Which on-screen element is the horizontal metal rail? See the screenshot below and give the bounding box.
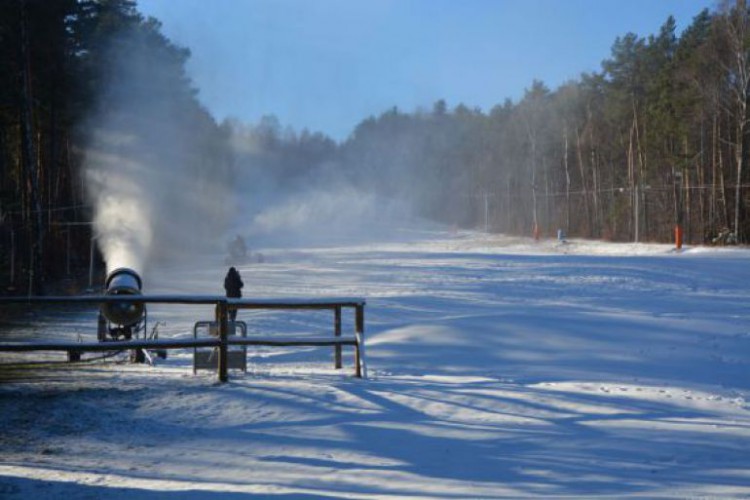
[230,337,358,347]
[0,336,358,350]
[0,296,366,307]
[0,338,220,352]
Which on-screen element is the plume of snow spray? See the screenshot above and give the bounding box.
[83,26,231,278]
[85,145,154,275]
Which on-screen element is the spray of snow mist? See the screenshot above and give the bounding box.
[82,26,231,278]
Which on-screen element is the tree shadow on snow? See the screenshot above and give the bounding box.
[0,476,341,499]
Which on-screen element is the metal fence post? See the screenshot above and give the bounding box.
[355,304,366,379]
[334,306,342,369]
[217,301,228,383]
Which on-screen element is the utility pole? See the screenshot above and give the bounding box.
[89,231,96,290]
[675,171,684,250]
[9,228,15,288]
[484,191,490,233]
[634,184,640,243]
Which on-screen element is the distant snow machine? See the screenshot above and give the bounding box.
[226,235,248,263]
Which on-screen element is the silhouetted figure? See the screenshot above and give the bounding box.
[223,266,244,321]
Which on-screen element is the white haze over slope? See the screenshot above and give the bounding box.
[223,126,428,251]
[1,231,750,498]
[237,185,427,249]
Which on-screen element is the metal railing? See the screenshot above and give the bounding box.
[0,295,367,382]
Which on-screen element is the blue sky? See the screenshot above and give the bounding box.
[137,0,715,141]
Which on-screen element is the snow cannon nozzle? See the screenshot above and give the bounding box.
[105,267,142,290]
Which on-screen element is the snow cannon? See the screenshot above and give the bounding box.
[99,268,145,340]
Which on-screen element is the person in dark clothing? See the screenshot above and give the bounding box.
[223,267,244,321]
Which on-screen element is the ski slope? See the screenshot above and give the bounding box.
[1,231,750,498]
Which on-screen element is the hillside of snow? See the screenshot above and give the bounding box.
[1,231,750,498]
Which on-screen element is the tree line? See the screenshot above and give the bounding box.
[233,2,750,247]
[2,1,749,294]
[334,3,750,246]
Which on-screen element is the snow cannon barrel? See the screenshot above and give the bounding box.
[101,268,144,327]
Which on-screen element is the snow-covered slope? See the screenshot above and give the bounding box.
[2,231,749,498]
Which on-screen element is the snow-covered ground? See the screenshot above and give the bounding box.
[2,231,750,498]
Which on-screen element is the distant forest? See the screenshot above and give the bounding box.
[2,0,750,294]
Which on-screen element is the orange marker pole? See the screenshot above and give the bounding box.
[674,224,683,250]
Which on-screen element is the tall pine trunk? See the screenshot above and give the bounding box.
[575,126,592,236]
[19,0,43,293]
